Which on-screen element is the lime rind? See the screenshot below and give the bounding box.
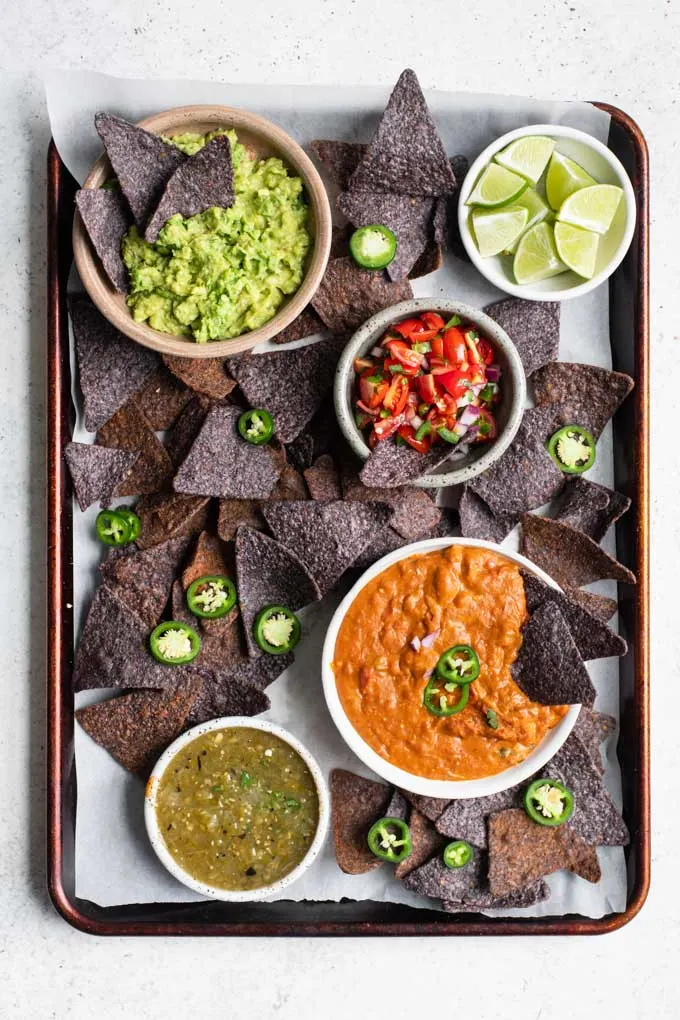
[554,221,600,279]
[494,135,556,185]
[465,164,528,208]
[472,205,529,258]
[545,151,596,211]
[513,222,568,285]
[557,183,623,235]
[501,187,550,255]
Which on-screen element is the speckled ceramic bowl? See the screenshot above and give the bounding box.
[333,298,526,488]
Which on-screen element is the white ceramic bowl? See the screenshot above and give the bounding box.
[333,298,527,489]
[144,717,329,902]
[458,124,637,301]
[321,537,581,800]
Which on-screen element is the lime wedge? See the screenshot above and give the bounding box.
[471,205,529,257]
[513,222,567,285]
[557,183,623,235]
[554,221,600,278]
[501,188,550,254]
[494,135,556,185]
[466,164,528,208]
[545,152,596,210]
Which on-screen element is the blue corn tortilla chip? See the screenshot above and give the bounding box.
[135,492,211,551]
[226,338,346,444]
[383,788,409,822]
[402,845,485,902]
[64,442,138,511]
[174,405,282,499]
[394,807,446,880]
[520,569,627,660]
[342,469,441,541]
[272,306,326,345]
[235,525,321,657]
[261,499,393,596]
[164,395,212,469]
[399,790,450,823]
[100,535,192,630]
[436,788,520,849]
[349,506,456,572]
[553,477,631,543]
[310,140,367,190]
[71,295,159,432]
[217,499,265,542]
[136,365,192,430]
[511,601,596,706]
[311,257,413,334]
[359,437,453,489]
[285,434,316,474]
[184,664,273,725]
[484,298,560,378]
[567,588,617,623]
[303,455,341,501]
[573,708,616,775]
[337,191,434,282]
[409,241,443,279]
[96,399,174,496]
[520,513,637,588]
[532,361,634,441]
[75,188,131,292]
[145,135,234,242]
[442,880,551,913]
[330,769,392,875]
[458,486,518,544]
[163,354,236,400]
[349,70,457,197]
[95,112,186,228]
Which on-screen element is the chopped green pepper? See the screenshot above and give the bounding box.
[253,605,301,655]
[524,778,574,827]
[349,224,397,270]
[423,675,470,717]
[150,621,201,665]
[547,425,596,474]
[442,840,473,869]
[436,645,480,685]
[415,421,432,442]
[444,314,462,328]
[238,408,274,445]
[186,575,237,619]
[95,509,132,547]
[116,506,141,542]
[367,817,412,863]
[437,426,460,445]
[485,708,499,730]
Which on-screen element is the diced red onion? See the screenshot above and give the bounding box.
[486,364,501,382]
[453,421,469,438]
[371,346,383,357]
[460,404,480,427]
[356,400,379,417]
[421,629,440,649]
[470,383,486,396]
[410,635,422,651]
[466,425,479,438]
[421,357,430,371]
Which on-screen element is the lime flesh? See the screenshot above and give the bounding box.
[472,205,529,257]
[494,135,556,185]
[554,221,600,278]
[501,187,550,254]
[466,164,528,208]
[513,222,568,285]
[557,183,623,235]
[545,151,596,210]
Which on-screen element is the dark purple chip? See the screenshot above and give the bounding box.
[520,513,637,588]
[136,365,192,430]
[567,589,618,623]
[71,294,159,432]
[96,399,174,496]
[401,846,484,902]
[163,354,236,401]
[181,530,228,589]
[226,337,347,444]
[100,534,192,630]
[217,499,265,542]
[135,492,211,551]
[573,708,616,775]
[442,880,550,913]
[348,523,412,571]
[261,499,393,596]
[399,790,450,823]
[303,455,342,501]
[511,601,596,706]
[553,477,631,543]
[436,788,522,849]
[458,486,518,544]
[164,395,212,469]
[94,112,186,228]
[359,438,453,489]
[285,434,316,474]
[341,468,442,540]
[337,191,433,281]
[532,361,635,440]
[330,224,353,259]
[330,769,392,875]
[271,306,326,345]
[484,298,560,378]
[145,135,234,242]
[383,788,410,822]
[520,569,627,660]
[409,242,443,279]
[75,188,131,292]
[348,69,457,197]
[64,442,138,511]
[174,404,282,499]
[235,525,321,657]
[311,257,413,334]
[184,664,272,725]
[310,140,367,190]
[394,807,447,880]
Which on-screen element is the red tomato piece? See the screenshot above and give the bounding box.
[442,327,467,365]
[416,373,439,405]
[373,414,404,440]
[386,339,426,371]
[477,338,495,365]
[353,356,374,374]
[438,368,473,399]
[431,335,445,358]
[382,374,410,415]
[359,370,388,409]
[420,311,446,332]
[397,424,431,454]
[393,317,425,339]
[384,356,419,378]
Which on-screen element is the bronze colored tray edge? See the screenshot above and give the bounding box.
[46,99,650,936]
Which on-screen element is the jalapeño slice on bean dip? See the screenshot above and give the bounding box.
[155,727,319,891]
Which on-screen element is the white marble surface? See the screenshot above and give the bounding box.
[0,0,677,1017]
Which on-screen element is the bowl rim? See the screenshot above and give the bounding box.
[333,297,527,489]
[321,536,581,799]
[457,122,637,302]
[73,103,332,359]
[144,715,330,901]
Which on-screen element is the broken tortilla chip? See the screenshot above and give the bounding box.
[96,399,174,496]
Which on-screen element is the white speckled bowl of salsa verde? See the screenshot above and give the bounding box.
[144,717,329,901]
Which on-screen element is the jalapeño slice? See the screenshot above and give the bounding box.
[186,575,237,620]
[95,509,132,547]
[253,605,301,655]
[367,817,412,863]
[238,408,275,445]
[349,224,397,270]
[547,425,596,474]
[442,840,473,870]
[115,506,141,542]
[524,778,574,827]
[150,621,201,665]
[423,675,470,717]
[435,645,480,685]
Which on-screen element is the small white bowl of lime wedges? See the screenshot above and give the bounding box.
[458,124,636,301]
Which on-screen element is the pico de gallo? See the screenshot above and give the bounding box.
[352,311,502,455]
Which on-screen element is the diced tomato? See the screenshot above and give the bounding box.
[403,391,420,423]
[442,327,467,365]
[433,391,458,415]
[477,338,495,365]
[353,356,374,374]
[471,407,498,443]
[382,374,410,415]
[408,324,438,342]
[384,356,419,378]
[420,311,446,332]
[397,424,431,454]
[373,413,404,441]
[359,370,388,409]
[416,373,439,405]
[429,356,453,375]
[356,399,380,417]
[392,317,425,339]
[431,335,444,358]
[385,339,426,371]
[438,367,474,399]
[464,330,483,365]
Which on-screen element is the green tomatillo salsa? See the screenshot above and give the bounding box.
[121,129,312,342]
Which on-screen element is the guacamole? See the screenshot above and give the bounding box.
[121,130,311,342]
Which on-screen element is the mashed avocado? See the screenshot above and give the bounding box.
[121,130,311,342]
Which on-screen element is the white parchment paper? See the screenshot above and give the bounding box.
[46,69,626,915]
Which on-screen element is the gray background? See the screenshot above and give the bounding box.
[0,0,674,1017]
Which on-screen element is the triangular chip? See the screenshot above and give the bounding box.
[272,306,326,345]
[311,257,413,334]
[145,135,235,241]
[174,405,282,499]
[511,601,596,706]
[97,399,174,495]
[520,513,637,588]
[310,140,367,190]
[76,681,200,773]
[532,361,634,440]
[573,708,616,775]
[484,298,560,378]
[99,534,191,629]
[261,499,393,596]
[520,569,627,660]
[217,499,265,542]
[164,395,212,468]
[458,486,518,544]
[226,338,346,444]
[409,241,443,279]
[75,188,131,292]
[136,365,192,430]
[567,588,617,623]
[94,112,185,227]
[553,477,631,542]
[64,442,138,511]
[235,526,321,657]
[337,191,434,281]
[171,580,248,671]
[181,531,228,589]
[545,731,629,845]
[342,470,442,540]
[330,769,392,875]
[185,664,272,725]
[401,846,484,902]
[348,69,456,197]
[303,455,341,501]
[359,436,453,488]
[163,354,236,400]
[135,492,210,550]
[394,807,446,880]
[71,295,159,432]
[399,790,450,823]
[442,881,550,913]
[435,787,521,849]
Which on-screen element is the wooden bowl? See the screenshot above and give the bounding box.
[72,105,332,359]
